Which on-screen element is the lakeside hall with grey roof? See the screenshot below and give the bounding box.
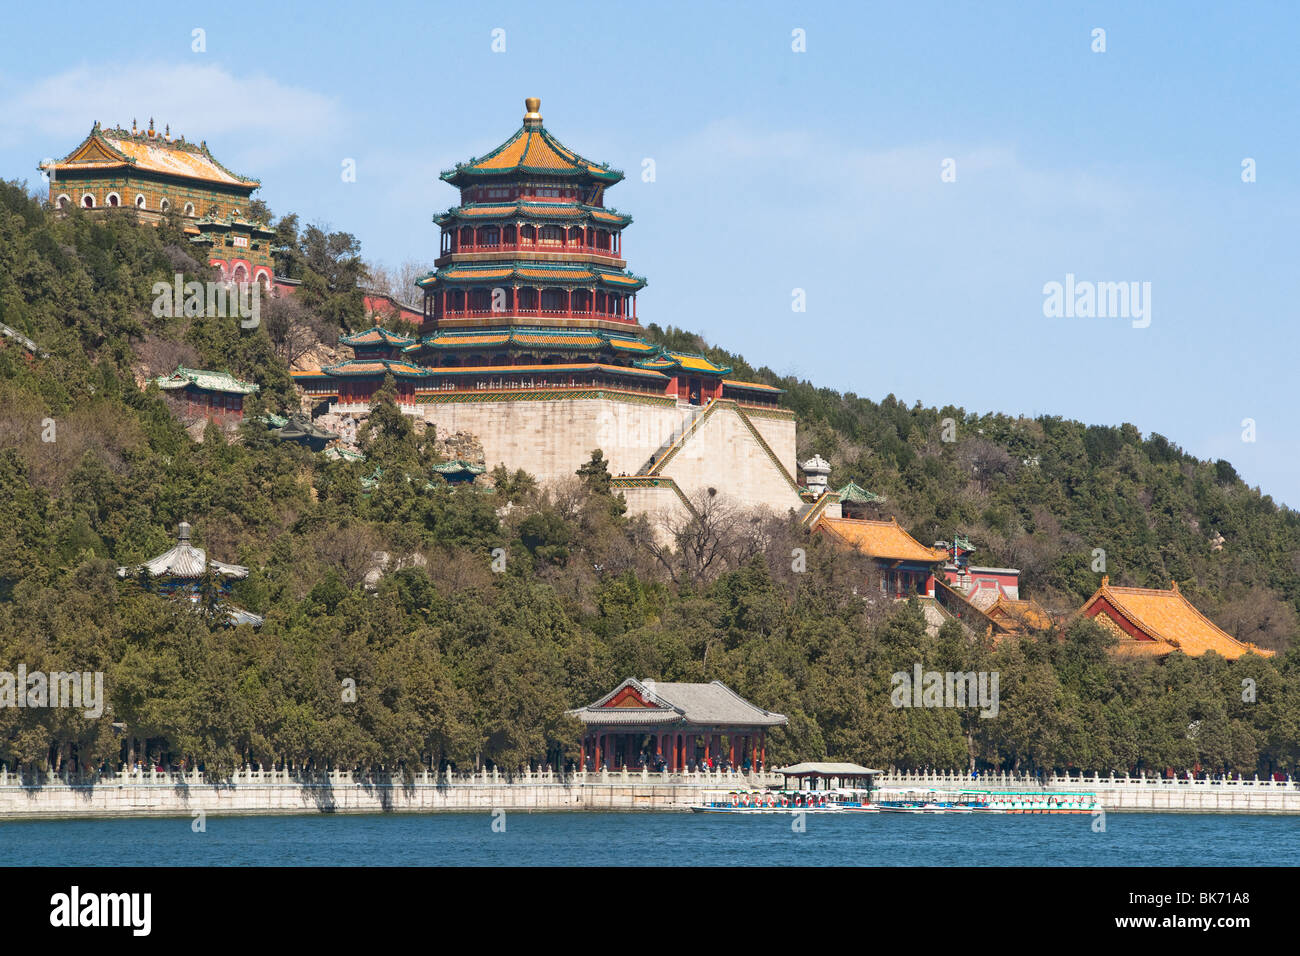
[568,678,786,772]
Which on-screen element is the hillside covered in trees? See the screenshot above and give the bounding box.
[1,180,1297,778]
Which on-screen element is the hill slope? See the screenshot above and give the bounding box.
[1,181,1296,778]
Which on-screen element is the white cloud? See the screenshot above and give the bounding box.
[1,61,345,170]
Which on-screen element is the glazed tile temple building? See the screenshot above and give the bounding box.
[152,366,259,424]
[568,678,787,771]
[41,120,275,286]
[297,98,813,521]
[1076,577,1273,660]
[116,522,262,627]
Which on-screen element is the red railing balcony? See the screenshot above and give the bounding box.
[443,241,620,258]
[437,308,635,323]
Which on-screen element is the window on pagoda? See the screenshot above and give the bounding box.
[595,230,611,252]
[539,226,563,246]
[567,227,583,247]
[469,288,492,313]
[520,225,536,245]
[540,288,565,312]
[503,225,516,245]
[460,227,474,249]
[135,194,146,209]
[572,290,591,313]
[107,193,120,207]
[82,194,95,208]
[518,288,538,312]
[480,226,500,247]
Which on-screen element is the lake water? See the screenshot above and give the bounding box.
[1,812,1295,866]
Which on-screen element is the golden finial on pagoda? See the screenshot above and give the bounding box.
[524,97,542,126]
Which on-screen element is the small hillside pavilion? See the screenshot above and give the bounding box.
[568,678,787,772]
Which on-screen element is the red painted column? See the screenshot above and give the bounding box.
[760,730,766,769]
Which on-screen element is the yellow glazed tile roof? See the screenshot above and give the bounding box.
[425,333,512,346]
[516,267,593,280]
[672,354,728,372]
[1081,578,1274,659]
[110,137,253,185]
[512,332,601,346]
[51,126,257,188]
[722,378,782,392]
[459,205,519,217]
[816,517,949,563]
[461,128,608,177]
[986,595,1053,632]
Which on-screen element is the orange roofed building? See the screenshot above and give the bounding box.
[1078,577,1273,660]
[814,516,948,598]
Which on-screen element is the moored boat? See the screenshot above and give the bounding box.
[688,789,857,813]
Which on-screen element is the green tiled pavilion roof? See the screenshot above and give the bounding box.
[435,201,632,228]
[154,366,259,395]
[424,262,646,291]
[340,326,417,347]
[835,481,885,504]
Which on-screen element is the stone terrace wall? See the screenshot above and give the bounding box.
[877,770,1300,814]
[0,767,776,819]
[2,767,1298,818]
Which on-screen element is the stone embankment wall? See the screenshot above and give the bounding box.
[0,767,766,819]
[1,767,1296,819]
[877,770,1300,814]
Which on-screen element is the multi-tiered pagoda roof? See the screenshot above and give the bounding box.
[300,98,781,413]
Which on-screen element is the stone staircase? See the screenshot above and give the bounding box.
[639,400,714,475]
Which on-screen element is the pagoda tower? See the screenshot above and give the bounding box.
[422,95,642,334]
[297,98,812,526]
[407,97,746,406]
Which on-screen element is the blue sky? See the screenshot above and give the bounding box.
[2,1,1296,505]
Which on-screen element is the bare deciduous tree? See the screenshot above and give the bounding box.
[646,488,774,585]
[264,294,329,368]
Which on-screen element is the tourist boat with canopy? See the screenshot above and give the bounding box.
[958,790,1100,814]
[689,789,871,813]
